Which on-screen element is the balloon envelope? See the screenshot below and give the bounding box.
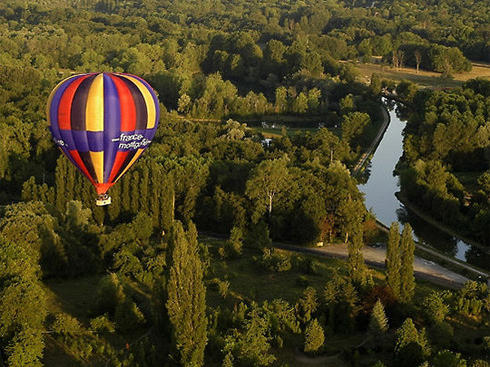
[47,72,159,195]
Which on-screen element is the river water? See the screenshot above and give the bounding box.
[358,101,489,270]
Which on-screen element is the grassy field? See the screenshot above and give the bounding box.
[353,62,490,89]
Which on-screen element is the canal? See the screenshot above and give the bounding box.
[358,100,489,270]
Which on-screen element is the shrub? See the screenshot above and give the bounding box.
[115,299,145,333]
[261,248,291,272]
[210,278,230,298]
[89,314,115,333]
[52,313,81,336]
[304,318,324,353]
[432,350,467,367]
[94,273,125,315]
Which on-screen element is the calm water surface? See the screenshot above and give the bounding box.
[358,101,489,270]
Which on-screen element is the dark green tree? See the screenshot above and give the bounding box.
[369,299,389,336]
[400,224,415,303]
[386,222,401,299]
[348,226,367,285]
[166,221,207,366]
[246,156,290,222]
[304,318,324,353]
[432,350,467,367]
[422,291,449,324]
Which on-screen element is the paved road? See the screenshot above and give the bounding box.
[274,242,469,289]
[375,220,489,279]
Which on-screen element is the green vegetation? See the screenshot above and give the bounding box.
[0,0,488,366]
[397,79,490,246]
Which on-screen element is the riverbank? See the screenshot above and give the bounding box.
[352,104,390,176]
[374,220,488,280]
[395,192,489,254]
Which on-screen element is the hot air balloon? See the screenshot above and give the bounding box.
[47,72,159,206]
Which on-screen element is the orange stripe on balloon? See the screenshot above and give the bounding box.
[58,75,91,130]
[46,74,80,126]
[108,151,130,183]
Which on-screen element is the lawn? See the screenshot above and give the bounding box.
[353,62,490,89]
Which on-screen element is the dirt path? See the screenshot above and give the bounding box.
[274,242,469,289]
[352,105,390,175]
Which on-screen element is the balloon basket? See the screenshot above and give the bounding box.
[96,194,111,206]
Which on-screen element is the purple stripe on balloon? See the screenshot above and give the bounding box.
[87,131,105,152]
[71,129,91,152]
[103,73,121,182]
[49,75,86,142]
[65,130,105,152]
[144,126,158,142]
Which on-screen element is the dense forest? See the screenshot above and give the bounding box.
[0,0,489,366]
[397,79,490,246]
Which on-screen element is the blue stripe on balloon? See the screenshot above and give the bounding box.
[87,131,105,151]
[67,131,105,152]
[71,130,90,152]
[59,129,76,151]
[103,73,121,182]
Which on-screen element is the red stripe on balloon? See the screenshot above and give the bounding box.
[68,150,96,185]
[58,75,92,130]
[108,151,130,183]
[109,74,136,132]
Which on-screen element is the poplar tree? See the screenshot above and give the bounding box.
[166,221,207,367]
[161,175,175,232]
[130,171,140,213]
[121,175,131,213]
[139,163,149,213]
[108,182,121,221]
[400,224,415,303]
[347,226,367,284]
[150,162,162,228]
[386,222,401,299]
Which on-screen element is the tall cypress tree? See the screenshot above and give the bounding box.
[400,224,415,303]
[139,163,149,213]
[130,170,140,213]
[386,222,401,299]
[108,182,121,222]
[121,174,131,213]
[161,175,175,232]
[348,225,367,284]
[150,162,162,228]
[55,156,70,212]
[369,299,389,336]
[166,221,207,366]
